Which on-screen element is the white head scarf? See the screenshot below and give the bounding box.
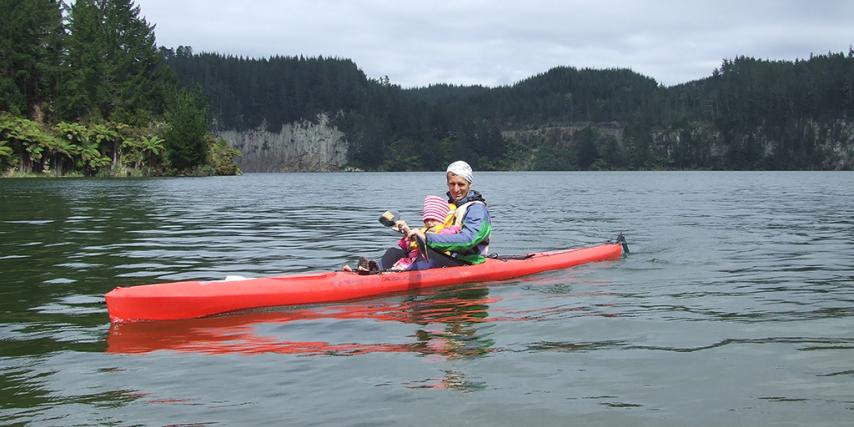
[446,160,473,183]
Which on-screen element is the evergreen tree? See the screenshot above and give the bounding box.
[61,0,167,123]
[60,0,104,120]
[101,0,169,123]
[576,126,599,170]
[0,0,64,119]
[163,88,209,171]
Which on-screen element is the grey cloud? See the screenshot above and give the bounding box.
[138,0,854,87]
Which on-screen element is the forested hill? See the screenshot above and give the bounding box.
[164,49,370,131]
[0,0,240,177]
[165,49,854,171]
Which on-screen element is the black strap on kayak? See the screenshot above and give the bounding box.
[610,232,630,255]
[488,253,535,261]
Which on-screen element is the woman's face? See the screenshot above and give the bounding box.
[446,173,471,202]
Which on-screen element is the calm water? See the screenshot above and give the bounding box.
[1,172,853,425]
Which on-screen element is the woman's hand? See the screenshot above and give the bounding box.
[394,219,410,234]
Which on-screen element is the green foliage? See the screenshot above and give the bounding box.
[623,123,655,169]
[0,128,17,171]
[122,134,165,171]
[163,51,368,131]
[0,2,239,178]
[55,122,89,144]
[599,136,626,169]
[61,0,171,123]
[78,141,112,174]
[3,0,850,173]
[0,114,47,171]
[89,123,120,146]
[208,136,241,175]
[52,120,111,175]
[501,140,535,170]
[163,89,209,171]
[531,144,573,171]
[381,137,422,171]
[167,50,853,171]
[0,0,63,118]
[0,140,14,172]
[575,126,600,170]
[1,111,236,177]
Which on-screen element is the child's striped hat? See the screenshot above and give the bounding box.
[422,195,450,223]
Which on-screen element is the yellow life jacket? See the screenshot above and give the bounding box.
[443,200,489,255]
[408,222,450,251]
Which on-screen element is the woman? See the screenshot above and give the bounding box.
[370,160,492,272]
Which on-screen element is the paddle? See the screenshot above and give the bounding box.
[379,210,430,262]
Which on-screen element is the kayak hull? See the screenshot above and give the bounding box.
[106,243,623,323]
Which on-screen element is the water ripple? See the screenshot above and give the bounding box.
[1,172,853,425]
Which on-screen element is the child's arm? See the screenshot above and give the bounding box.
[439,225,461,234]
[397,236,409,250]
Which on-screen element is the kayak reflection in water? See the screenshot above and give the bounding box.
[347,160,493,274]
[107,285,496,358]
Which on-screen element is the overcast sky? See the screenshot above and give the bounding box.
[136,0,853,88]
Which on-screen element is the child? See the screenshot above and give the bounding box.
[388,195,459,271]
[343,195,458,274]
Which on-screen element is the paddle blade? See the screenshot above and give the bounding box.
[379,210,401,227]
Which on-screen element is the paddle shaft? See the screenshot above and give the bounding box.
[379,210,430,261]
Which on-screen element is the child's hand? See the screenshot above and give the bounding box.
[406,228,426,243]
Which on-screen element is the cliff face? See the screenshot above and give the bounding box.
[652,119,854,170]
[220,112,853,171]
[218,114,348,172]
[502,119,854,170]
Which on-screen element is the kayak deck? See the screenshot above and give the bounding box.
[106,242,624,323]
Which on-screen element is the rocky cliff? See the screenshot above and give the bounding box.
[502,119,854,170]
[218,114,348,172]
[652,119,854,169]
[219,113,853,171]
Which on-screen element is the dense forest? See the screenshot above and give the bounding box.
[3,1,852,174]
[0,0,239,177]
[166,49,854,171]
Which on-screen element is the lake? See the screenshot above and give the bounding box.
[1,171,853,425]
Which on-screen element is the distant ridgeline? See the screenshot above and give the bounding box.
[2,1,851,174]
[166,49,854,171]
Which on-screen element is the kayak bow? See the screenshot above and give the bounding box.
[106,242,624,323]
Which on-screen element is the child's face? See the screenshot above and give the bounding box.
[424,219,442,228]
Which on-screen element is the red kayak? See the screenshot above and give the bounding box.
[106,242,625,323]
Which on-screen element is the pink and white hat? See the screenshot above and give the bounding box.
[423,195,450,223]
